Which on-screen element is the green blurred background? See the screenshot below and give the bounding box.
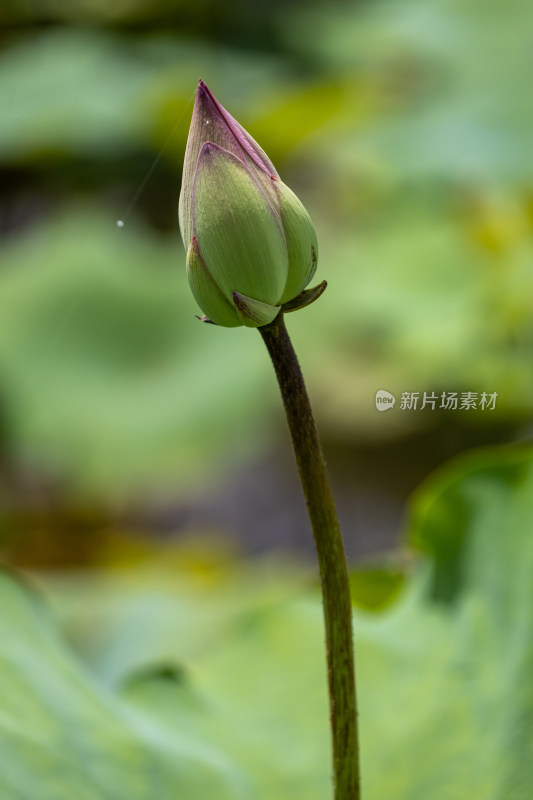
[0,0,532,569]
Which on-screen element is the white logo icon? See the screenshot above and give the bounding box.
[375,389,396,411]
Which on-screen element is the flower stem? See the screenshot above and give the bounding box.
[259,312,360,800]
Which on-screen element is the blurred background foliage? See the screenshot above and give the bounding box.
[0,0,531,566]
[1,445,533,799]
[1,0,533,797]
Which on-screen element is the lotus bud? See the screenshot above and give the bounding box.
[179,80,321,327]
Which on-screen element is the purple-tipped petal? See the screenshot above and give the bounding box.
[179,81,279,248]
[197,81,278,178]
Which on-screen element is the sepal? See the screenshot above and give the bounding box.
[281,280,327,313]
[232,292,280,327]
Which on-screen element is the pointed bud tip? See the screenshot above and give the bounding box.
[197,79,217,106]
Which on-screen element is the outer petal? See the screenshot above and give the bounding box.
[192,142,288,306]
[272,177,319,304]
[179,80,279,248]
[186,237,241,327]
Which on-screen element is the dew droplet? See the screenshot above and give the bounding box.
[116,219,124,228]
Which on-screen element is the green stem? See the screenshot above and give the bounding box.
[259,312,360,800]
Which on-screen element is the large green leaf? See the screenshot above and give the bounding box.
[8,444,530,798]
[0,569,247,800]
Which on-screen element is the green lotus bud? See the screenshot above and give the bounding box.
[179,80,320,327]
